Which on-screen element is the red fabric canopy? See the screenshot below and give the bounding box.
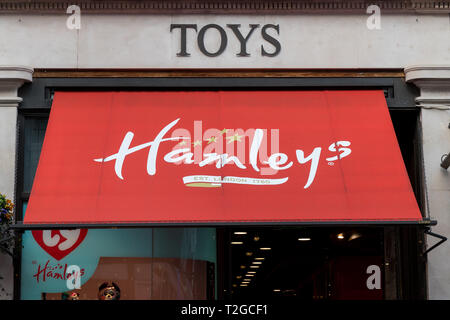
[24,91,422,225]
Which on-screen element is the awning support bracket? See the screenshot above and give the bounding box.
[424,228,447,255]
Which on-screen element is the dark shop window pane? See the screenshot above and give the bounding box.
[23,117,48,192]
[228,227,384,300]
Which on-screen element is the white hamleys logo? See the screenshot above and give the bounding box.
[94,118,351,189]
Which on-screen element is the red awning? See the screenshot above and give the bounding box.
[24,91,422,226]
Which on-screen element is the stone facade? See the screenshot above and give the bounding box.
[0,1,449,299]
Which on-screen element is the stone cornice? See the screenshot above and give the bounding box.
[405,65,450,82]
[405,65,450,108]
[0,66,33,107]
[0,1,448,14]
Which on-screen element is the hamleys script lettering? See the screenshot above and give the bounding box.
[94,118,352,189]
[33,260,85,284]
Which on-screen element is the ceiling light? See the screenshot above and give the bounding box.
[240,284,248,287]
[236,275,242,279]
[252,261,262,264]
[273,289,281,292]
[245,274,254,277]
[337,233,345,240]
[245,252,253,256]
[231,241,243,245]
[247,271,256,274]
[254,257,265,260]
[253,236,260,241]
[298,237,311,241]
[244,279,252,282]
[234,231,247,235]
[349,233,362,241]
[260,247,271,250]
[250,265,260,268]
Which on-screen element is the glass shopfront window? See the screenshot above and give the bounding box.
[20,219,216,300]
[23,117,48,193]
[227,227,384,300]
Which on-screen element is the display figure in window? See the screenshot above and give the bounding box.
[98,282,121,300]
[62,292,80,300]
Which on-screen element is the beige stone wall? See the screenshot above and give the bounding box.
[0,13,449,68]
[0,67,32,300]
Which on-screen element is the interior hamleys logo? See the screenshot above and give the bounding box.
[94,118,351,189]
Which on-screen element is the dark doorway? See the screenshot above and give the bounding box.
[226,227,384,300]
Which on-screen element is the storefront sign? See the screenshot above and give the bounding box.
[170,24,281,57]
[94,117,351,189]
[24,91,422,225]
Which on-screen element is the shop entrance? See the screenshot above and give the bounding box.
[15,77,427,300]
[225,227,385,300]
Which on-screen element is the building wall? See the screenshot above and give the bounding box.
[0,14,449,68]
[0,107,16,201]
[0,106,17,300]
[0,9,449,299]
[421,109,450,300]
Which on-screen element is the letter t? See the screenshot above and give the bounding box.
[170,24,198,57]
